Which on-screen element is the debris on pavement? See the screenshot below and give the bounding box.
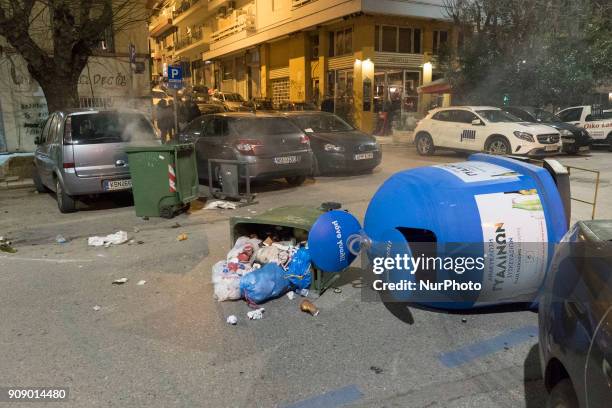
[205,200,237,210]
[370,366,384,374]
[55,234,68,244]
[171,222,181,229]
[133,227,140,233]
[461,318,468,323]
[300,299,319,316]
[137,280,146,286]
[247,308,265,320]
[298,288,309,297]
[333,287,342,294]
[0,237,16,253]
[177,233,188,241]
[112,278,129,285]
[93,305,101,311]
[287,291,295,300]
[88,231,129,247]
[226,315,238,325]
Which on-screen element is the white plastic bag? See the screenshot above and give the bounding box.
[212,261,241,301]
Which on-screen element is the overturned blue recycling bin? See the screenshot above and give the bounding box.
[308,154,568,310]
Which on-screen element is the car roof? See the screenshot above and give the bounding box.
[52,108,146,116]
[212,112,283,118]
[281,110,327,116]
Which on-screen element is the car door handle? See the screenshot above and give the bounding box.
[115,160,126,167]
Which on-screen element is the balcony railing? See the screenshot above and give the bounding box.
[175,27,205,50]
[211,12,255,42]
[172,0,202,19]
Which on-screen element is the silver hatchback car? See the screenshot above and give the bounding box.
[33,109,158,213]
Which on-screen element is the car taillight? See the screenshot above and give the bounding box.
[300,134,310,144]
[64,116,73,144]
[235,139,263,155]
[63,162,75,169]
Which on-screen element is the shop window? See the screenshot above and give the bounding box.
[222,60,233,81]
[382,26,397,52]
[398,28,412,53]
[413,29,421,53]
[310,35,319,59]
[433,30,448,55]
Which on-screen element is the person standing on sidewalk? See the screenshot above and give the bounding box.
[156,99,174,143]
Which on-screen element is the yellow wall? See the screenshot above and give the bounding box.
[289,33,309,102]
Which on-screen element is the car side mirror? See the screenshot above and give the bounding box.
[471,119,483,126]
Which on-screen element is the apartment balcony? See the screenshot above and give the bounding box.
[175,27,211,56]
[211,11,255,43]
[172,0,208,25]
[292,0,318,9]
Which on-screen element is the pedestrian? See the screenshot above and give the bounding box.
[156,99,174,143]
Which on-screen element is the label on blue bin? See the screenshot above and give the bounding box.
[436,162,519,183]
[476,190,548,302]
[308,210,362,273]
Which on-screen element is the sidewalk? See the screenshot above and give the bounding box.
[375,130,414,150]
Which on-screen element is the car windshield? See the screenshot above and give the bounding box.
[230,117,299,137]
[535,109,561,122]
[69,112,156,144]
[224,93,244,102]
[292,114,353,132]
[476,109,521,123]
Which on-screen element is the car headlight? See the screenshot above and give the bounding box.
[559,129,573,137]
[324,143,345,152]
[513,131,534,142]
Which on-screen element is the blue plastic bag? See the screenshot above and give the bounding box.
[285,248,312,290]
[240,263,290,304]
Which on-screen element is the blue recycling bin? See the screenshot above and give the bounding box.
[308,154,568,309]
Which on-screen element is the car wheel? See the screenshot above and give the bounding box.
[547,379,578,408]
[286,176,306,186]
[565,144,578,155]
[415,133,435,156]
[56,179,77,213]
[32,168,47,193]
[485,136,511,155]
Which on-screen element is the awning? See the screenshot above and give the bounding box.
[417,78,451,94]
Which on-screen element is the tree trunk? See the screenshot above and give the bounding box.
[38,76,80,113]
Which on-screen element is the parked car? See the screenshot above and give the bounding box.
[556,105,612,150]
[152,88,172,107]
[282,111,381,175]
[413,106,562,156]
[538,220,612,408]
[33,109,159,213]
[196,103,227,115]
[244,98,275,112]
[503,106,592,154]
[278,101,318,111]
[210,92,249,111]
[180,112,313,186]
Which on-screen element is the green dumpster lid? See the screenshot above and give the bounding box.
[125,143,193,153]
[231,206,324,231]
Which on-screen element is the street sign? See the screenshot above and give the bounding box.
[168,65,183,89]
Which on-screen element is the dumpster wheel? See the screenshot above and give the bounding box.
[160,206,174,219]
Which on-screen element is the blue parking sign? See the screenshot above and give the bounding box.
[168,65,183,89]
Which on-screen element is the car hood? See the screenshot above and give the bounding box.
[308,130,377,146]
[514,122,560,134]
[540,121,583,134]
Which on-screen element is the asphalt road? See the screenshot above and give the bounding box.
[0,147,609,408]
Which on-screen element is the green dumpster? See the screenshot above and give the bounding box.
[230,205,341,295]
[126,144,199,218]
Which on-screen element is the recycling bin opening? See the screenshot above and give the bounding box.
[306,153,569,310]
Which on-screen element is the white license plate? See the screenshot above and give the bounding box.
[579,146,590,151]
[354,152,374,160]
[545,145,558,151]
[274,156,299,164]
[103,179,132,191]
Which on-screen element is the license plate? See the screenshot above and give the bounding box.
[354,152,374,160]
[579,146,590,151]
[274,156,299,164]
[545,145,558,152]
[103,179,132,191]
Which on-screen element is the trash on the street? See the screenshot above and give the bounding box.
[55,234,67,244]
[212,261,244,301]
[287,291,295,300]
[177,233,188,241]
[240,263,291,304]
[299,288,309,297]
[88,231,128,247]
[333,287,342,294]
[226,315,238,325]
[285,248,312,290]
[0,237,16,253]
[300,299,319,316]
[137,280,146,286]
[93,305,101,311]
[112,277,129,285]
[133,227,140,233]
[205,200,237,210]
[247,308,265,320]
[171,222,181,229]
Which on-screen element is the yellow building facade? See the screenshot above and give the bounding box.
[149,0,455,134]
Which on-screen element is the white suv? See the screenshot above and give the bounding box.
[413,106,562,156]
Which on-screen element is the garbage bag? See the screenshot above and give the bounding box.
[227,236,261,264]
[240,263,291,304]
[285,247,312,290]
[212,261,242,302]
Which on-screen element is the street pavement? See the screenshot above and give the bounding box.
[0,147,609,408]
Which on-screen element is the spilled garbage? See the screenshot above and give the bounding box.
[213,230,317,316]
[0,236,16,253]
[88,231,129,247]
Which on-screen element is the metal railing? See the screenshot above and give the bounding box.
[567,165,601,220]
[172,0,201,19]
[175,27,204,50]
